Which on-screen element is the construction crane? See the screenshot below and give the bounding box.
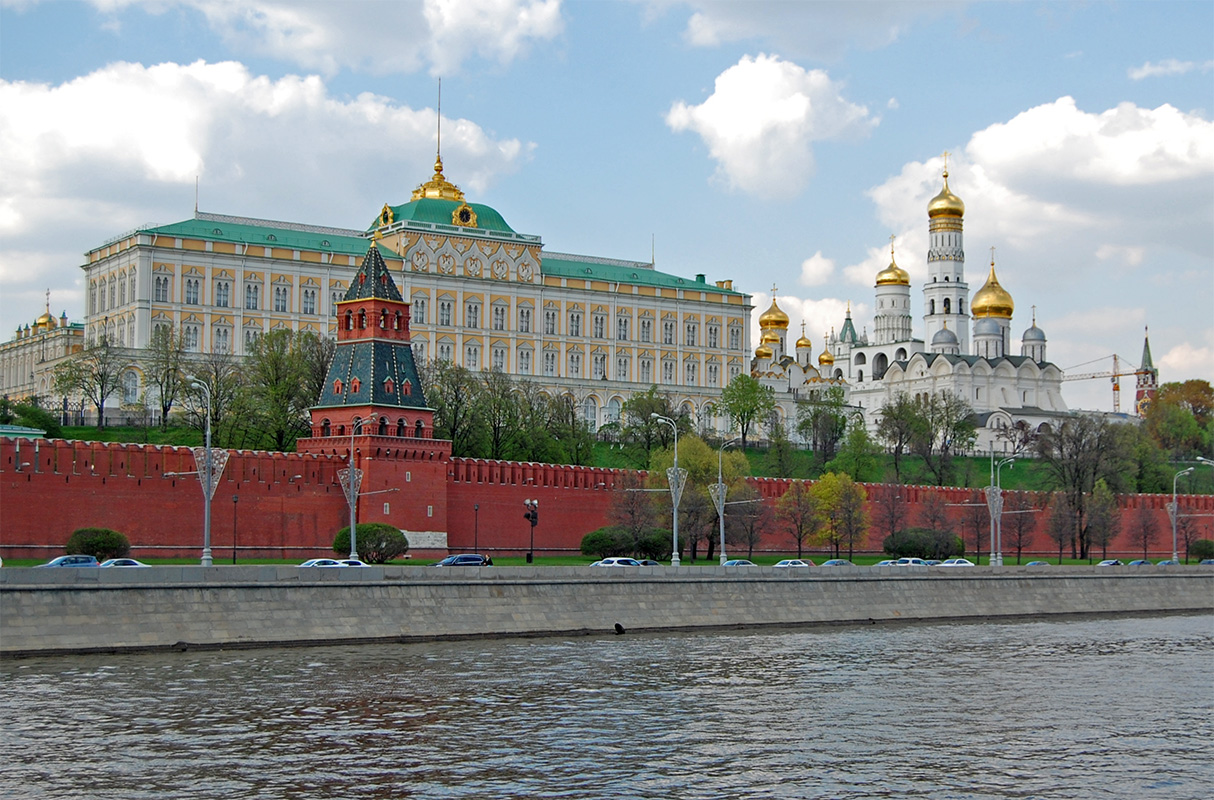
[1062,354,1147,414]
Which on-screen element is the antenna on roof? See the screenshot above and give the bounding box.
[651,233,655,266]
[194,175,199,216]
[436,77,442,161]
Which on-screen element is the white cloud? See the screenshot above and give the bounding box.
[80,0,564,75]
[1128,58,1214,80]
[1159,341,1214,378]
[750,291,866,357]
[1094,244,1145,267]
[798,251,834,286]
[666,54,875,198]
[677,1,956,60]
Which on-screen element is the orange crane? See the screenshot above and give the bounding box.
[1062,354,1147,413]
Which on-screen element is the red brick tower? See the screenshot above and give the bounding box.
[1135,327,1158,417]
[296,241,451,550]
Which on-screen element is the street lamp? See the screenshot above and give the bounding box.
[995,458,1014,566]
[341,413,378,561]
[474,503,480,554]
[232,494,239,564]
[1170,467,1194,563]
[713,437,741,565]
[189,378,215,567]
[651,413,685,566]
[524,499,538,563]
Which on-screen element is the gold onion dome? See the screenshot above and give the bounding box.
[35,310,56,329]
[875,253,910,287]
[761,330,780,344]
[927,168,965,218]
[795,332,813,349]
[755,342,774,359]
[972,261,1014,319]
[758,297,790,330]
[818,341,835,366]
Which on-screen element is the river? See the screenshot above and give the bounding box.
[2,613,1210,799]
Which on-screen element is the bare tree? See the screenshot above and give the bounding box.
[608,472,658,552]
[726,484,771,559]
[1086,479,1122,561]
[872,485,910,541]
[1002,491,1039,564]
[1127,502,1160,560]
[960,491,988,563]
[1176,514,1201,563]
[918,491,952,534]
[776,480,822,558]
[1045,493,1074,563]
[182,349,241,445]
[1036,415,1128,559]
[680,487,716,562]
[52,335,128,430]
[143,325,186,430]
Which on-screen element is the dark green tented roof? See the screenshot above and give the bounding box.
[375,198,516,234]
[343,245,403,302]
[315,339,429,410]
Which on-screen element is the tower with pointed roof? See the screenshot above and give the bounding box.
[1135,327,1158,416]
[923,160,970,352]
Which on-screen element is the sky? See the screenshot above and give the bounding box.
[1,0,1211,413]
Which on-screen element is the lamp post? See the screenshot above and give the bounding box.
[232,494,239,564]
[189,378,216,567]
[340,413,378,561]
[474,503,480,554]
[524,499,538,563]
[712,437,740,565]
[651,413,685,567]
[1170,467,1194,563]
[994,458,1014,566]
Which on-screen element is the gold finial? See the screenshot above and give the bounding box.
[942,150,950,178]
[846,300,851,315]
[990,245,996,266]
[372,229,383,241]
[1032,304,1037,325]
[890,233,896,257]
[771,283,778,294]
[45,288,51,313]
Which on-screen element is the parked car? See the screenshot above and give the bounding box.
[433,554,492,567]
[591,557,641,567]
[1096,559,1124,567]
[1155,560,1179,566]
[299,558,343,567]
[336,559,368,567]
[36,555,99,568]
[924,559,942,566]
[1127,559,1153,566]
[722,559,757,567]
[1201,559,1214,565]
[637,559,661,566]
[99,558,149,567]
[875,559,897,566]
[937,558,975,567]
[1025,561,1051,566]
[820,559,854,567]
[774,559,812,568]
[893,557,929,567]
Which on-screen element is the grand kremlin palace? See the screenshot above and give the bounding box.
[65,156,754,431]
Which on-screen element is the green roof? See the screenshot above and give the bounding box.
[377,198,516,235]
[130,214,369,255]
[540,253,745,296]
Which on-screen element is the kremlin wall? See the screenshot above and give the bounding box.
[3,434,1211,563]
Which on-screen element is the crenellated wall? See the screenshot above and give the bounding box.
[2,436,1212,561]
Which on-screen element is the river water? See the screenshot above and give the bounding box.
[2,614,1211,799]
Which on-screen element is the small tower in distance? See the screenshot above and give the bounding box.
[1135,327,1158,417]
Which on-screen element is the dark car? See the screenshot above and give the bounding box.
[1200,559,1214,565]
[1127,559,1153,566]
[36,555,100,568]
[1025,561,1051,567]
[1096,559,1124,567]
[434,554,492,567]
[637,559,661,566]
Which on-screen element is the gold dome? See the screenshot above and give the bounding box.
[818,340,835,366]
[35,310,56,329]
[761,330,780,344]
[755,342,774,359]
[972,261,1014,319]
[794,321,812,349]
[875,252,910,287]
[927,168,965,218]
[758,297,790,330]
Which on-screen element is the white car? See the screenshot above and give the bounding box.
[774,559,812,568]
[590,557,641,567]
[892,557,929,567]
[937,558,975,567]
[99,558,149,567]
[299,558,343,567]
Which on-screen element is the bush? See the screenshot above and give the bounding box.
[581,526,631,559]
[883,528,964,560]
[1190,539,1214,560]
[65,528,130,560]
[333,523,409,564]
[13,402,62,438]
[636,528,673,561]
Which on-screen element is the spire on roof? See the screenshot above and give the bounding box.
[343,243,403,303]
[1140,326,1154,370]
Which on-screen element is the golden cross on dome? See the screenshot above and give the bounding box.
[890,233,896,256]
[45,288,51,312]
[771,283,778,295]
[990,245,996,265]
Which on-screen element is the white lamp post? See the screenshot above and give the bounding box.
[1170,467,1194,563]
[995,458,1014,566]
[713,438,740,565]
[340,413,378,561]
[651,413,685,567]
[188,378,222,567]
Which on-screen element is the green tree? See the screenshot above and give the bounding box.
[423,359,485,458]
[765,419,796,478]
[811,472,869,558]
[909,391,977,486]
[65,527,130,560]
[1145,380,1213,458]
[52,335,128,430]
[241,329,316,451]
[182,349,242,447]
[298,331,337,408]
[1086,479,1122,561]
[478,368,519,460]
[332,523,409,563]
[825,419,881,481]
[11,400,62,438]
[776,480,822,558]
[797,385,849,465]
[620,386,682,462]
[143,325,187,430]
[720,374,775,448]
[546,392,594,465]
[1190,539,1214,560]
[877,393,918,483]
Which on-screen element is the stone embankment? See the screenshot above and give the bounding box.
[2,565,1210,657]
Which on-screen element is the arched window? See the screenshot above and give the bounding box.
[351,378,361,393]
[929,299,935,315]
[378,416,388,436]
[394,311,402,331]
[857,370,864,382]
[402,380,412,396]
[384,378,395,395]
[345,310,353,331]
[333,379,343,394]
[358,309,367,329]
[321,419,331,436]
[943,298,951,314]
[396,418,406,437]
[415,420,424,438]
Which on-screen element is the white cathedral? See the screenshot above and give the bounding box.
[752,166,1068,452]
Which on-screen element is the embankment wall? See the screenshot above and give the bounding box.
[2,566,1209,657]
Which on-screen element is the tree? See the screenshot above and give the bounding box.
[10,400,62,438]
[1127,502,1159,559]
[765,418,796,478]
[811,472,869,558]
[1045,493,1074,563]
[607,472,659,553]
[241,329,316,451]
[877,394,918,483]
[513,380,562,463]
[1002,491,1039,564]
[182,349,241,447]
[478,368,519,460]
[825,419,881,482]
[776,480,821,558]
[917,491,957,558]
[332,523,409,563]
[1036,415,1128,558]
[1176,515,1202,563]
[797,386,849,464]
[298,331,337,408]
[546,392,594,465]
[872,485,909,542]
[680,486,717,562]
[720,374,775,448]
[1086,479,1122,561]
[143,325,187,430]
[725,484,771,559]
[960,491,988,562]
[52,335,128,430]
[423,359,485,458]
[1191,539,1214,561]
[909,391,977,486]
[1145,380,1214,458]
